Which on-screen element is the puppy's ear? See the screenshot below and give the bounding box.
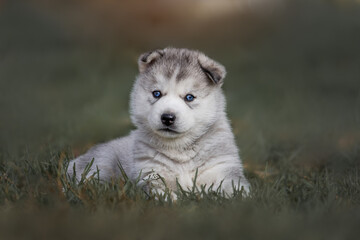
[138,49,164,73]
[198,54,226,85]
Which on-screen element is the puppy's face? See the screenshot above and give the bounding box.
[130,48,226,142]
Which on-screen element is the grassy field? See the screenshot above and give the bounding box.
[1,0,360,239]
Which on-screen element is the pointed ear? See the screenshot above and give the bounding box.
[198,54,226,85]
[138,49,165,73]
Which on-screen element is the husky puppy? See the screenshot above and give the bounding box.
[68,48,250,196]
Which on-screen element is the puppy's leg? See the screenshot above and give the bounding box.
[68,142,121,181]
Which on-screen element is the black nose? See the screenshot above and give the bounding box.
[161,113,176,126]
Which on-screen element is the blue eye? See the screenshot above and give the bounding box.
[152,90,162,98]
[185,94,195,102]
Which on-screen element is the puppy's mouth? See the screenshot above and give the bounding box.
[158,128,180,134]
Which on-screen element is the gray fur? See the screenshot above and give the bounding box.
[68,47,250,198]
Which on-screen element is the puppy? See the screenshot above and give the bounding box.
[68,48,250,197]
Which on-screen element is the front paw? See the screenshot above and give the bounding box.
[141,172,176,201]
[150,187,177,201]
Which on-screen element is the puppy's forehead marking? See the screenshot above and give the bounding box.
[170,66,180,83]
[164,65,175,79]
[148,49,214,92]
[154,66,180,90]
[156,50,195,83]
[176,54,193,82]
[176,67,190,82]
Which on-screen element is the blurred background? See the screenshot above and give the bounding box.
[0,0,359,169]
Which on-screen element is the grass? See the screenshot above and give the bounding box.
[1,146,360,239]
[1,0,360,239]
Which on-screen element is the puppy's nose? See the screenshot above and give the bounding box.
[161,113,176,126]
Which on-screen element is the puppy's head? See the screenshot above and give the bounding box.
[130,48,226,145]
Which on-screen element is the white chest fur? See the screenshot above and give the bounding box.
[131,125,246,193]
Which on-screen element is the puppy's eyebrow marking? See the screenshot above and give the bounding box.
[149,76,158,85]
[155,72,168,85]
[193,82,201,89]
